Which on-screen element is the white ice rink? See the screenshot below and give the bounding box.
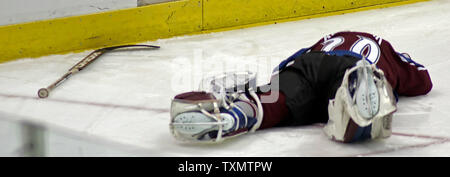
[1,0,450,156]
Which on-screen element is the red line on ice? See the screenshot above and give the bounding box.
[0,93,169,113]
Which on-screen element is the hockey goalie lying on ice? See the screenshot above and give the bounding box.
[169,31,433,143]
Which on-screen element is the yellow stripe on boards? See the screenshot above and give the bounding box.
[0,0,428,63]
[0,0,202,63]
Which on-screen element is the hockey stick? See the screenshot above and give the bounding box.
[37,44,160,98]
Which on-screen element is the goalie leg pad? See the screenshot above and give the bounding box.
[170,91,260,143]
[324,99,393,143]
[324,59,396,143]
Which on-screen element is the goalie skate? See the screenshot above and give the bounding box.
[170,71,263,143]
[324,59,397,142]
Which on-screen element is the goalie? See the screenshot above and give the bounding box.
[169,31,433,143]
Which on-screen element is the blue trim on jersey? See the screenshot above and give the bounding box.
[350,124,372,143]
[324,50,365,61]
[274,47,310,72]
[397,52,424,68]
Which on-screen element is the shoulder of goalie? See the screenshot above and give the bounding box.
[323,60,398,143]
[169,89,263,143]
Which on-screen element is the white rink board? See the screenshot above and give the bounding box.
[0,0,137,26]
[1,0,450,156]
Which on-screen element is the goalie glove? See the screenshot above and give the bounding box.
[169,72,263,143]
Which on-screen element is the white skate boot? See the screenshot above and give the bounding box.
[170,72,263,143]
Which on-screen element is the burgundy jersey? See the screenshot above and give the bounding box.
[308,31,432,96]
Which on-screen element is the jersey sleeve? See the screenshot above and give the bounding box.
[383,48,433,96]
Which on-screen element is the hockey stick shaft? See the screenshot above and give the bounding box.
[37,44,160,98]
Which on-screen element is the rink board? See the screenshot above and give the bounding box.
[0,0,202,63]
[202,0,425,30]
[0,0,427,63]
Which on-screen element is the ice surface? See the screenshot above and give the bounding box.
[1,0,450,156]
